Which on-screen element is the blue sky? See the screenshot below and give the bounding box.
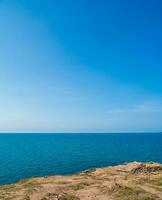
[0,0,162,132]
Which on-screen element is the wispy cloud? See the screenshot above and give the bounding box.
[109,102,162,115]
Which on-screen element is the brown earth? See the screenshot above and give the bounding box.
[0,162,162,200]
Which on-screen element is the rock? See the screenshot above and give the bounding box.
[131,162,162,174]
[82,168,96,174]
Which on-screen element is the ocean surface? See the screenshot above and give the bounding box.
[0,133,162,185]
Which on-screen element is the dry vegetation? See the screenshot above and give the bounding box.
[0,162,162,200]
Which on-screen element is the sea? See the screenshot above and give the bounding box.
[0,133,162,185]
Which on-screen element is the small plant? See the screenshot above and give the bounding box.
[154,178,162,186]
[24,195,30,200]
[41,193,58,200]
[72,182,90,190]
[58,194,80,200]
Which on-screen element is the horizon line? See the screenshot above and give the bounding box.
[0,131,161,134]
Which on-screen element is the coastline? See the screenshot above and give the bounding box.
[1,133,162,186]
[1,162,162,200]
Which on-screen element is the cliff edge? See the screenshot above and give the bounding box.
[0,162,162,200]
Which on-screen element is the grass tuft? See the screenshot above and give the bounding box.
[72,182,90,190]
[58,194,80,200]
[114,186,157,200]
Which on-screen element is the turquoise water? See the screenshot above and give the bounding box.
[0,133,162,185]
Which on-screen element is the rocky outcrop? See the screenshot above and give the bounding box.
[131,162,162,174]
